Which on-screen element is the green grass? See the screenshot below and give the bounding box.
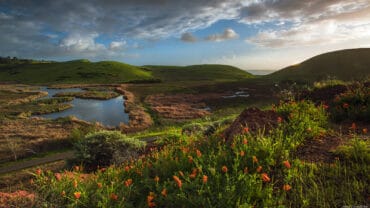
[0,60,153,84]
[144,64,254,82]
[267,48,370,83]
[31,100,369,207]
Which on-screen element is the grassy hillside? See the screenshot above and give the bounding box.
[0,60,153,84]
[268,48,370,82]
[145,64,254,82]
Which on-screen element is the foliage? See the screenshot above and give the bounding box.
[72,131,146,169]
[276,100,328,149]
[329,83,370,122]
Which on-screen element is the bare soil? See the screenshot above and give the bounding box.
[145,93,228,120]
[223,107,279,141]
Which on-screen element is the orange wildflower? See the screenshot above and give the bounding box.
[243,138,248,145]
[73,192,81,199]
[147,192,156,207]
[196,149,202,157]
[244,127,249,133]
[256,166,262,173]
[188,156,193,163]
[173,176,182,188]
[154,176,160,183]
[35,168,42,175]
[240,151,245,157]
[161,188,167,197]
[124,178,133,187]
[261,173,271,182]
[189,168,197,179]
[222,166,228,173]
[61,191,66,197]
[323,104,329,110]
[243,167,249,174]
[97,182,103,188]
[283,184,291,191]
[124,166,130,172]
[342,103,349,109]
[54,173,62,181]
[73,180,78,188]
[277,117,283,123]
[110,193,118,201]
[363,128,368,134]
[350,122,356,130]
[202,175,208,184]
[283,160,291,169]
[74,166,80,172]
[252,156,258,163]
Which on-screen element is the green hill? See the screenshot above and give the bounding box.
[268,48,370,82]
[145,64,254,82]
[0,60,153,84]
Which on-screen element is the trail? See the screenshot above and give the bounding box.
[0,151,74,174]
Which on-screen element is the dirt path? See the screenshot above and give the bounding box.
[0,151,74,174]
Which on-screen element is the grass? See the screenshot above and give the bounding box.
[0,60,153,84]
[54,91,120,100]
[268,48,370,83]
[31,98,369,207]
[144,64,254,82]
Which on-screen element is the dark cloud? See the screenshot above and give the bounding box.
[206,29,239,42]
[0,0,369,58]
[181,33,197,43]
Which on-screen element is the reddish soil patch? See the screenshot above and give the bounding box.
[223,107,279,141]
[295,134,343,163]
[145,93,226,120]
[116,85,153,133]
[0,117,90,163]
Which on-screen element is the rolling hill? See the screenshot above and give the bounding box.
[144,64,254,82]
[0,59,153,84]
[268,48,370,82]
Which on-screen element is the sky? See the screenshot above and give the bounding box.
[1,0,370,70]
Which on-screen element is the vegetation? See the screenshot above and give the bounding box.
[72,131,146,170]
[268,48,370,82]
[0,60,153,84]
[32,98,369,207]
[54,91,120,100]
[145,64,254,82]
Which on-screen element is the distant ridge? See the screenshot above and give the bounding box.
[144,64,254,82]
[268,48,370,82]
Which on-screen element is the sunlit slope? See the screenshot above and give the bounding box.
[145,64,254,82]
[0,60,153,84]
[268,48,370,82]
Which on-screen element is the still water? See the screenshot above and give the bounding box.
[39,87,129,126]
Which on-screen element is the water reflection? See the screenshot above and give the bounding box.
[39,87,129,127]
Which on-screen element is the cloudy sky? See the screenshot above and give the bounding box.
[1,0,370,70]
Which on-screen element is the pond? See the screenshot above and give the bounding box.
[38,87,129,127]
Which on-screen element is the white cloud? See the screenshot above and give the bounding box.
[244,0,370,48]
[109,41,126,50]
[206,28,239,42]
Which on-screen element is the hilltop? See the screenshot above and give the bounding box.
[0,60,253,84]
[0,59,153,84]
[268,48,370,82]
[144,64,254,82]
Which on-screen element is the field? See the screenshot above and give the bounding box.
[0,50,369,207]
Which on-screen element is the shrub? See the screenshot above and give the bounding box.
[329,83,370,122]
[73,130,145,169]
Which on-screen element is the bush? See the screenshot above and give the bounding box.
[329,83,370,122]
[73,130,145,169]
